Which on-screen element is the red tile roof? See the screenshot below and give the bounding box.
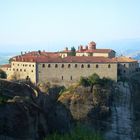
[76,49,114,53]
[0,64,11,68]
[112,57,138,63]
[12,55,117,63]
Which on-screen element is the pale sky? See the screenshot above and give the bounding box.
[0,0,140,52]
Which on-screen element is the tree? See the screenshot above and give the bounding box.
[70,46,76,56]
[0,69,7,79]
[79,76,90,87]
[88,73,100,92]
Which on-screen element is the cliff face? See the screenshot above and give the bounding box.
[0,80,73,140]
[58,84,112,121]
[0,79,114,140]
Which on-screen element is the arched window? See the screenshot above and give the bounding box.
[42,64,45,68]
[62,76,63,80]
[87,64,90,68]
[61,64,64,68]
[48,64,51,68]
[108,64,111,68]
[70,76,72,80]
[68,64,71,68]
[81,64,84,68]
[75,64,78,68]
[96,64,99,68]
[55,64,58,68]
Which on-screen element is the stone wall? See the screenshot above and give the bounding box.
[118,62,139,77]
[37,62,118,87]
[7,61,37,83]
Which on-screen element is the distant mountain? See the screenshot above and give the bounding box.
[0,53,17,65]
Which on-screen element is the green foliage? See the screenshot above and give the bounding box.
[88,73,100,85]
[69,46,76,56]
[45,124,103,140]
[0,69,7,79]
[79,77,90,87]
[0,95,9,104]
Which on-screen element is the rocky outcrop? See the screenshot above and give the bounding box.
[58,84,112,121]
[0,80,73,140]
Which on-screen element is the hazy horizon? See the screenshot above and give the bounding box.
[0,0,140,52]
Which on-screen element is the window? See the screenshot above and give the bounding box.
[13,68,15,71]
[124,64,126,67]
[68,64,71,68]
[17,69,18,71]
[31,70,33,72]
[124,70,126,73]
[18,64,19,66]
[75,64,78,68]
[70,76,72,80]
[48,64,51,68]
[61,64,64,68]
[87,64,90,68]
[23,64,24,67]
[32,65,34,67]
[81,64,84,68]
[29,64,31,67]
[96,64,99,68]
[108,64,111,68]
[13,63,14,66]
[24,69,26,72]
[42,64,45,68]
[20,69,22,72]
[55,64,58,68]
[62,76,63,80]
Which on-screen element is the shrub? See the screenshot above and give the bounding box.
[0,69,7,79]
[45,124,103,140]
[79,76,90,87]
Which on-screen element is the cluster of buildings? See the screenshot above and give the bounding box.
[0,41,139,87]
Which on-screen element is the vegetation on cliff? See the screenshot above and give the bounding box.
[45,124,103,140]
[0,69,7,79]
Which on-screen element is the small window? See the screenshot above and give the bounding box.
[24,69,26,72]
[96,64,99,68]
[62,76,63,80]
[17,69,18,71]
[20,69,22,71]
[32,65,34,67]
[87,64,90,68]
[68,64,71,68]
[81,64,84,68]
[29,64,31,67]
[13,63,14,66]
[31,70,33,72]
[23,64,24,67]
[18,64,19,66]
[61,64,64,68]
[75,64,78,68]
[108,64,111,68]
[55,64,58,68]
[13,68,15,71]
[124,70,126,73]
[42,64,45,68]
[48,64,51,68]
[70,76,72,80]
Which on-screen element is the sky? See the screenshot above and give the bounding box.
[0,0,140,52]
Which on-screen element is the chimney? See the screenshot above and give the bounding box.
[79,45,83,51]
[85,45,88,50]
